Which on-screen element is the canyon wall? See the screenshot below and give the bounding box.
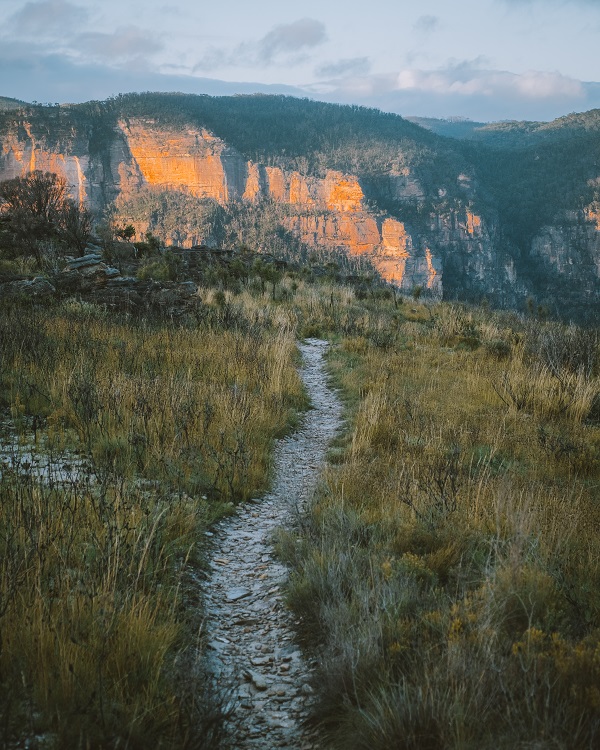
[0,123,90,205]
[0,116,449,290]
[528,208,600,317]
[1,114,597,313]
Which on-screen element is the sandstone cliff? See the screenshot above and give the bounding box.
[110,118,453,291]
[0,115,445,291]
[0,122,89,205]
[1,106,597,315]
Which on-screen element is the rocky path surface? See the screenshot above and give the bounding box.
[204,338,342,749]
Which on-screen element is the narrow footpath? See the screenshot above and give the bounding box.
[204,338,343,749]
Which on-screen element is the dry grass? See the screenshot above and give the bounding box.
[0,296,306,747]
[280,298,600,749]
[2,270,599,749]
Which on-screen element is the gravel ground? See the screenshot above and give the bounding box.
[204,339,343,749]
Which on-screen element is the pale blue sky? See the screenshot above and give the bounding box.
[2,0,600,121]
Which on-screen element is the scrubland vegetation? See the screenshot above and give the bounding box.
[0,288,305,748]
[0,246,598,748]
[279,295,600,749]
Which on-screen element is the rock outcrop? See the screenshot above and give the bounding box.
[0,276,56,301]
[117,119,242,202]
[1,109,598,314]
[528,209,600,318]
[3,250,203,316]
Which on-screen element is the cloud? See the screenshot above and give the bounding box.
[0,42,307,104]
[194,47,232,73]
[315,57,371,78]
[10,0,89,35]
[256,18,327,63]
[72,27,163,61]
[194,18,327,71]
[393,61,584,100]
[309,60,594,121]
[1,39,599,123]
[413,15,440,33]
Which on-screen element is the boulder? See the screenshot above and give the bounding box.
[0,277,56,300]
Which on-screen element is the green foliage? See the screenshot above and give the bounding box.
[58,197,93,256]
[458,115,600,250]
[115,223,136,241]
[136,252,182,281]
[0,96,26,111]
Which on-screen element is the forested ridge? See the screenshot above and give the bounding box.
[0,93,470,197]
[1,92,599,320]
[3,92,598,239]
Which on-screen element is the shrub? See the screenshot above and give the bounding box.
[484,337,512,359]
[282,300,600,750]
[136,251,183,281]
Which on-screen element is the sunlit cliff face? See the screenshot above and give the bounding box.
[119,120,231,201]
[325,178,364,212]
[108,118,441,287]
[466,210,482,237]
[1,123,89,205]
[0,117,500,294]
[585,205,600,231]
[425,248,437,289]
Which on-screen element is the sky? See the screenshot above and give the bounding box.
[2,0,600,122]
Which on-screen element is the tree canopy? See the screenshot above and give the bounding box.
[0,170,93,263]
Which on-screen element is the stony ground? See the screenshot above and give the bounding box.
[204,338,343,749]
[0,417,90,486]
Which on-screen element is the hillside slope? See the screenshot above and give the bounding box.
[0,93,598,320]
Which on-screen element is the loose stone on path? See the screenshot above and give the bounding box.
[204,339,343,750]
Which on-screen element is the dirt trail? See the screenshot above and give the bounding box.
[204,338,342,749]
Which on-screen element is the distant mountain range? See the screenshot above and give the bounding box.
[0,93,598,321]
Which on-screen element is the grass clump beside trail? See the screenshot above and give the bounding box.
[0,296,306,748]
[279,300,600,749]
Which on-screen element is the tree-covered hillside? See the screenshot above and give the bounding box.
[0,96,27,112]
[460,120,600,251]
[0,93,598,320]
[411,108,600,148]
[0,92,472,202]
[408,108,600,251]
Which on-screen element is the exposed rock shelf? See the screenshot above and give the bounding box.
[204,338,343,749]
